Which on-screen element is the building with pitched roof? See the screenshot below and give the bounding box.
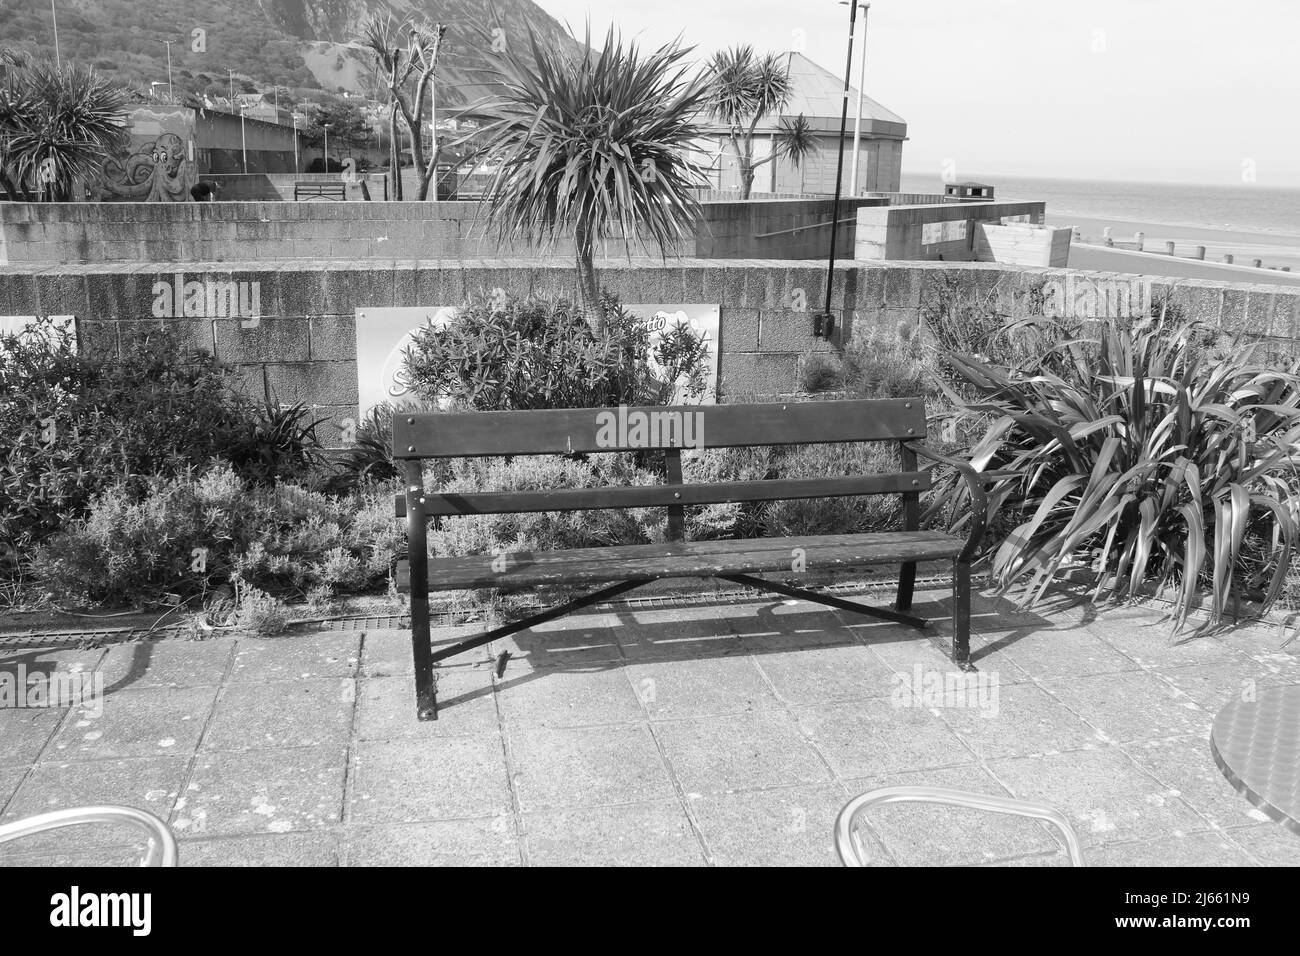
[699,51,907,195]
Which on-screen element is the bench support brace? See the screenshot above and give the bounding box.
[717,573,929,630]
[413,578,652,720]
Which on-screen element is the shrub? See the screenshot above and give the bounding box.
[843,324,939,400]
[429,453,664,558]
[402,291,711,410]
[0,320,328,574]
[763,443,903,538]
[32,464,405,608]
[223,400,329,487]
[799,352,845,393]
[234,585,291,636]
[936,313,1300,628]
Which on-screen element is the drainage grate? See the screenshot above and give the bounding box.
[0,627,179,651]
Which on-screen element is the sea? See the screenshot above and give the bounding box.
[898,172,1300,239]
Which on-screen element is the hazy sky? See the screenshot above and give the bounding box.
[533,0,1300,187]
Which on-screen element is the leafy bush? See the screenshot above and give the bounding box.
[1,320,250,560]
[32,464,404,608]
[402,292,711,410]
[0,320,327,572]
[936,314,1300,628]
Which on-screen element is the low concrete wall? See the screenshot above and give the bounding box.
[3,258,1298,448]
[974,222,1073,267]
[0,197,891,265]
[696,197,886,259]
[855,200,1048,261]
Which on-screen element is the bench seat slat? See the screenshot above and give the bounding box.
[395,472,931,518]
[394,530,963,592]
[392,399,927,457]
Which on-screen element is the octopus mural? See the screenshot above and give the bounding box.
[95,133,195,202]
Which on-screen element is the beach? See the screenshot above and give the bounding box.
[1045,212,1300,275]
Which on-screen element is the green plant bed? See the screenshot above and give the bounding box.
[936,307,1300,631]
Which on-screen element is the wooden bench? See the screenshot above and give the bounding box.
[293,181,347,201]
[394,399,991,720]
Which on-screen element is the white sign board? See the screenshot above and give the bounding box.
[354,304,721,418]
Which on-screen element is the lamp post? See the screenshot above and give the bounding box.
[322,123,331,172]
[816,0,861,338]
[841,2,870,195]
[50,0,61,70]
[160,39,174,100]
[292,113,301,173]
[239,104,247,174]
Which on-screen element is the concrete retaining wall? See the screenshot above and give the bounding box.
[3,258,1298,448]
[0,197,891,265]
[855,200,1048,261]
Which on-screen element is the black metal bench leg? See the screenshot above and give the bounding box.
[404,460,438,721]
[952,560,974,672]
[896,561,917,611]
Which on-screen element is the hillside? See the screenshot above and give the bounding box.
[0,0,581,109]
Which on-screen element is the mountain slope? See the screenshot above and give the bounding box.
[0,0,581,108]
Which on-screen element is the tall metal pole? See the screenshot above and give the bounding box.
[820,0,859,330]
[50,0,61,70]
[323,124,330,171]
[292,114,299,172]
[849,4,870,195]
[161,40,174,100]
[240,106,247,173]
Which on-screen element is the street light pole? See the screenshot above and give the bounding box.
[240,105,247,173]
[50,1,61,70]
[817,0,860,337]
[846,3,870,195]
[292,113,300,173]
[161,40,174,101]
[323,123,331,172]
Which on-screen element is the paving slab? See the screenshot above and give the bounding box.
[686,782,849,866]
[179,832,342,867]
[0,756,188,853]
[986,747,1208,847]
[497,663,644,728]
[654,709,834,793]
[356,668,498,739]
[751,644,900,706]
[346,818,519,866]
[173,745,347,837]
[793,697,973,779]
[1041,671,1210,744]
[47,685,219,760]
[349,735,511,824]
[626,655,779,719]
[508,723,675,812]
[97,638,234,690]
[522,800,704,866]
[0,708,65,768]
[227,633,360,683]
[202,679,354,751]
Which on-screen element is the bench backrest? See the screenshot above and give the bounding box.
[392,400,929,534]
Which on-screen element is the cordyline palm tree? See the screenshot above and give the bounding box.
[0,53,127,202]
[707,46,814,198]
[478,23,712,334]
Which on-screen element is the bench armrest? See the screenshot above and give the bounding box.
[904,441,1007,563]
